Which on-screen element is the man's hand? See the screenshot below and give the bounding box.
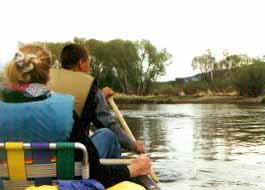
[128,154,151,177]
[135,140,145,153]
[101,86,115,98]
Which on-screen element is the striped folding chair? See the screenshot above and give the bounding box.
[0,142,89,190]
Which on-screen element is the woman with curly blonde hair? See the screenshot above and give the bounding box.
[0,44,150,188]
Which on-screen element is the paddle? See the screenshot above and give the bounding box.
[107,96,160,183]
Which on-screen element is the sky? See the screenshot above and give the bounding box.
[1,0,265,81]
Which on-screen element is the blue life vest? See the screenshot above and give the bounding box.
[0,93,74,142]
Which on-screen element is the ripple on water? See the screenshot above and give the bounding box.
[119,104,265,189]
[122,111,191,119]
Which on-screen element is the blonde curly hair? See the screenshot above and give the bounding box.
[5,44,52,85]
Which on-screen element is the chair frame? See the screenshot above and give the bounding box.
[0,142,133,190]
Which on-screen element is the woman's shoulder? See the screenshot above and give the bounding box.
[0,83,26,103]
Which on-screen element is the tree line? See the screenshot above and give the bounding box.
[190,49,265,97]
[33,38,172,95]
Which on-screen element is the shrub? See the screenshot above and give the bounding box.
[151,84,181,96]
[183,80,209,95]
[234,62,265,97]
[210,79,234,93]
[0,71,3,82]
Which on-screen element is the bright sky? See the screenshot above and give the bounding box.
[1,0,265,81]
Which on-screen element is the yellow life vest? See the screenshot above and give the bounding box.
[48,68,94,116]
[24,181,146,190]
[107,181,146,190]
[25,185,58,190]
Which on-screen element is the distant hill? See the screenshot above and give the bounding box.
[155,70,229,88]
[154,74,202,86]
[175,73,202,83]
[175,70,229,83]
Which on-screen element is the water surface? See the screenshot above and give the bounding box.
[119,104,265,190]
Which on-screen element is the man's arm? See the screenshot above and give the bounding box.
[70,111,150,188]
[94,89,136,151]
[80,80,136,151]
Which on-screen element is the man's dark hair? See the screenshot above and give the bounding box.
[60,43,88,69]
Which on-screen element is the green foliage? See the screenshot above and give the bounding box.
[174,78,185,85]
[135,40,172,95]
[189,50,264,97]
[216,53,252,80]
[192,49,215,81]
[34,41,67,67]
[183,80,209,95]
[192,50,254,85]
[150,81,180,96]
[86,39,114,88]
[234,60,265,97]
[34,38,171,95]
[72,38,117,89]
[155,86,177,96]
[0,71,3,82]
[86,39,108,79]
[105,39,139,93]
[210,79,234,93]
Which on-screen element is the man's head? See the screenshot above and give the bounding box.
[60,43,90,73]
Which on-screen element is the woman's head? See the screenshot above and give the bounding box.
[5,44,52,85]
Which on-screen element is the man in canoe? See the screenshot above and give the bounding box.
[0,44,151,188]
[48,43,145,158]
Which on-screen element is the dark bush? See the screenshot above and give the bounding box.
[234,62,265,97]
[0,71,3,82]
[210,79,234,93]
[151,84,180,96]
[183,80,209,95]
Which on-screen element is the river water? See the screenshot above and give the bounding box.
[118,104,265,190]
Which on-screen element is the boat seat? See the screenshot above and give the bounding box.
[0,142,146,190]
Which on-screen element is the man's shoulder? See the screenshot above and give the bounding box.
[50,68,94,81]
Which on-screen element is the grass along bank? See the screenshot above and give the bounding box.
[114,93,265,104]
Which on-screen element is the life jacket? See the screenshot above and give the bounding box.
[48,68,94,116]
[0,93,74,142]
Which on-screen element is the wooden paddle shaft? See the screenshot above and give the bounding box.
[108,97,136,141]
[108,96,160,183]
[100,158,133,165]
[139,176,161,190]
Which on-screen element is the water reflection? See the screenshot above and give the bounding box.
[118,104,265,190]
[192,104,265,162]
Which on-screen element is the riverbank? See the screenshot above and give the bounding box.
[114,94,265,104]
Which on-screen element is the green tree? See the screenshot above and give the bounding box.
[45,42,66,66]
[105,39,139,93]
[218,53,251,79]
[234,60,265,96]
[192,49,216,82]
[33,41,67,68]
[87,39,123,89]
[32,38,172,95]
[73,38,116,88]
[136,40,172,95]
[0,71,3,82]
[86,39,108,78]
